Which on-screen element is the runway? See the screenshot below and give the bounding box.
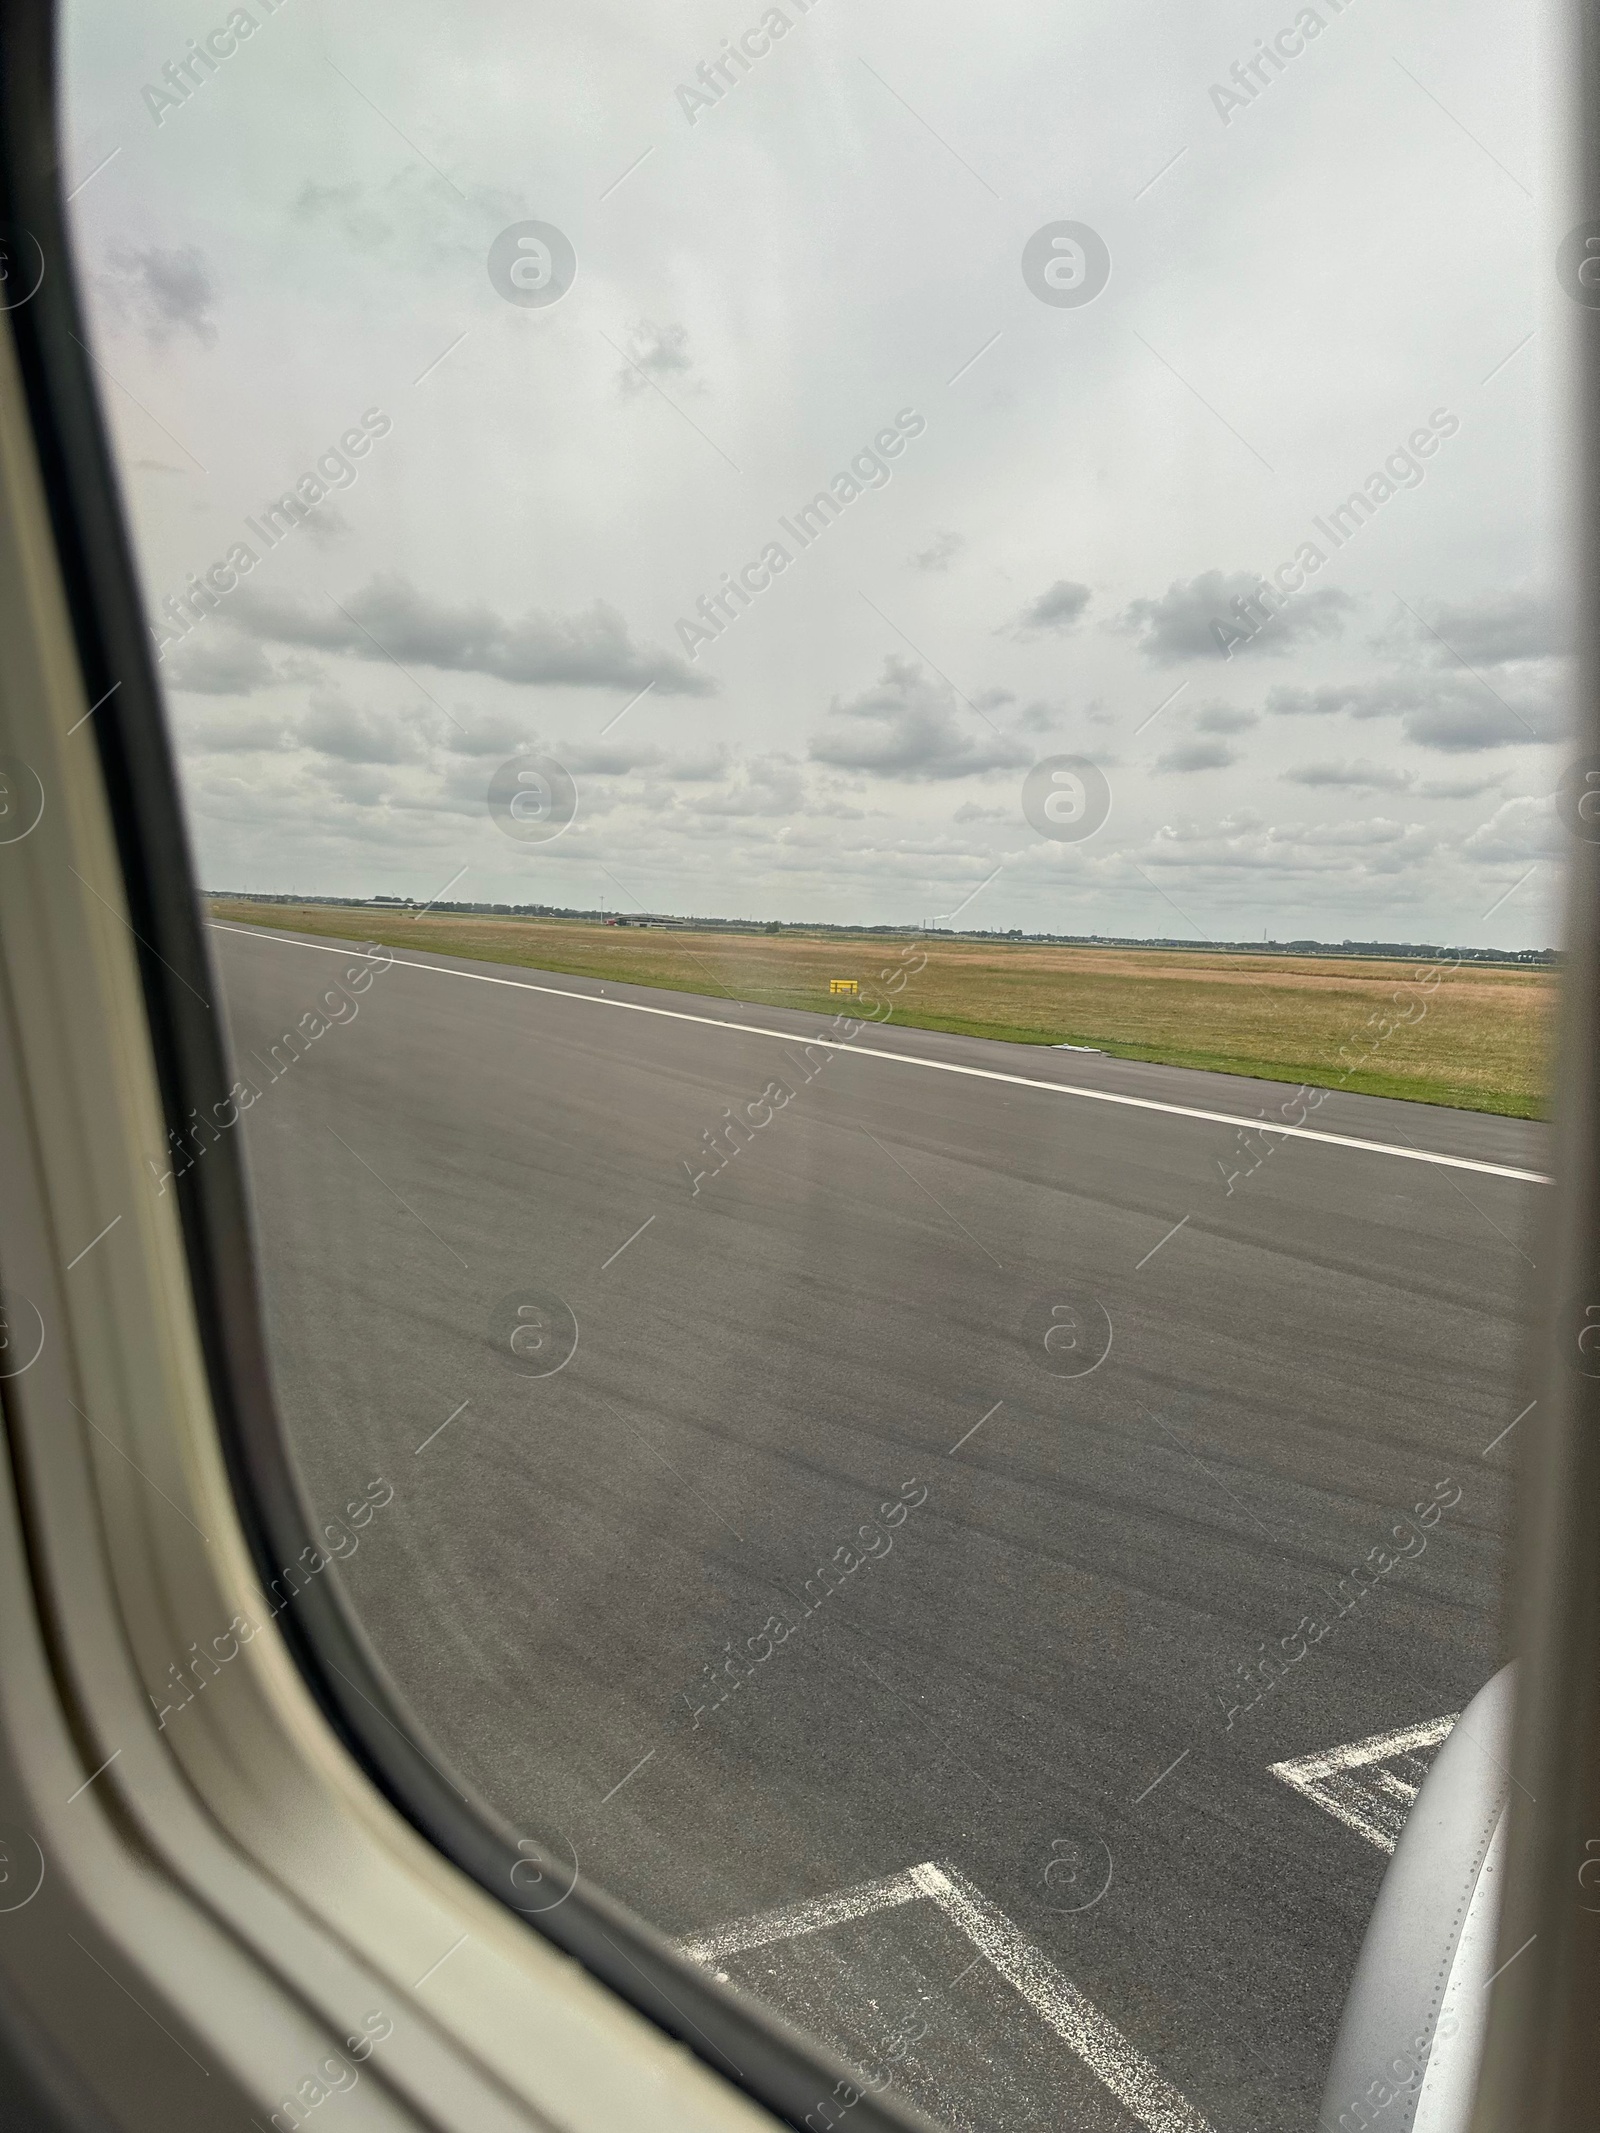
[209,919,1541,2133]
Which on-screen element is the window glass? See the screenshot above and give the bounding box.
[62,4,1559,2126]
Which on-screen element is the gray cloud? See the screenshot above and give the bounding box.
[1194,703,1258,734]
[301,699,419,765]
[229,574,716,697]
[1009,579,1091,637]
[163,633,277,695]
[1146,811,1440,879]
[1017,700,1062,732]
[1268,674,1561,752]
[691,756,804,816]
[910,529,964,573]
[1282,760,1413,792]
[1416,773,1503,800]
[1154,737,1242,773]
[292,180,395,252]
[809,657,1031,781]
[438,709,537,757]
[102,244,218,348]
[287,166,514,265]
[617,320,695,396]
[1269,680,1426,720]
[430,728,669,788]
[664,744,732,782]
[299,504,351,549]
[295,180,362,217]
[174,710,296,754]
[320,760,399,806]
[1383,588,1571,667]
[1388,697,1553,752]
[560,738,665,775]
[1122,571,1353,663]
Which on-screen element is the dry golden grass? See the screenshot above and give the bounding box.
[209,902,1554,1118]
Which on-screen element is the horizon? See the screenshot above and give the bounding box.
[207,889,1557,961]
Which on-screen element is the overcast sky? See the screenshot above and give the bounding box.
[61,0,1570,944]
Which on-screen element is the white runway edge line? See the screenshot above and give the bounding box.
[678,1859,1215,2133]
[208,925,1550,1187]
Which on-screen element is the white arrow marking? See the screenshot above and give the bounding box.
[1270,1715,1459,1851]
[680,1859,1214,2133]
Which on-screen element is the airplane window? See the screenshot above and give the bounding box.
[60,1,1560,2125]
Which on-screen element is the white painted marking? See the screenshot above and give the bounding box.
[1270,1715,1458,1852]
[209,923,1550,1186]
[910,1865,1212,2133]
[680,1859,1214,2133]
[1373,1769,1419,1803]
[679,1868,921,1965]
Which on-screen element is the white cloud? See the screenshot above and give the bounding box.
[1462,795,1560,864]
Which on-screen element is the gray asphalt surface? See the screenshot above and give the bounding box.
[209,919,1542,2133]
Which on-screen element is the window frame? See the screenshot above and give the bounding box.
[0,3,1593,2129]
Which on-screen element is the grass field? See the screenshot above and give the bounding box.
[208,901,1554,1119]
